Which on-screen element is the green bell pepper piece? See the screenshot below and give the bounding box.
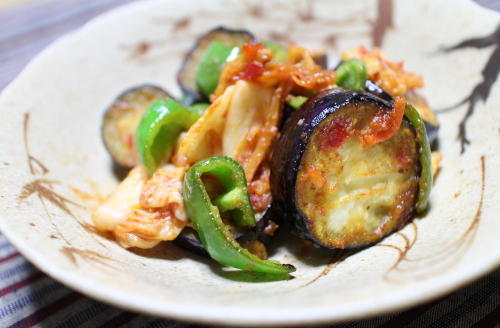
[196,41,239,97]
[136,100,200,174]
[190,103,210,116]
[336,59,368,91]
[263,41,288,63]
[404,104,432,213]
[287,95,308,110]
[183,156,296,274]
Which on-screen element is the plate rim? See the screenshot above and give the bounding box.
[0,0,499,325]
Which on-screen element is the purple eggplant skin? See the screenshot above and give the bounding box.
[270,88,420,249]
[177,26,255,105]
[364,79,392,102]
[424,121,439,148]
[175,228,208,256]
[102,84,173,168]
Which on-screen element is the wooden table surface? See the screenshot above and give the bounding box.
[0,1,499,327]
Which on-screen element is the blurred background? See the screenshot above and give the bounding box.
[0,0,499,90]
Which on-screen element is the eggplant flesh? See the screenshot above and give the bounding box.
[271,89,420,249]
[177,26,254,105]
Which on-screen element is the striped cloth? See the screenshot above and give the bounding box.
[0,232,498,327]
[0,0,499,327]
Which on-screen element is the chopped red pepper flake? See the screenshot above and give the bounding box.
[242,42,262,59]
[361,96,405,145]
[323,118,352,149]
[242,62,264,81]
[213,42,335,100]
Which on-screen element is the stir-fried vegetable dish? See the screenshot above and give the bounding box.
[94,26,440,275]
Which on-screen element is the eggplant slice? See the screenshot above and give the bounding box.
[177,26,255,104]
[271,89,421,249]
[335,58,438,145]
[102,85,172,168]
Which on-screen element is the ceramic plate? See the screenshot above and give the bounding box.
[0,0,499,326]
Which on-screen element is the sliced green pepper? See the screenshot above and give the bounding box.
[404,104,432,213]
[190,103,210,116]
[183,156,296,274]
[136,100,200,174]
[336,59,368,91]
[287,95,308,110]
[263,41,288,63]
[196,41,239,97]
